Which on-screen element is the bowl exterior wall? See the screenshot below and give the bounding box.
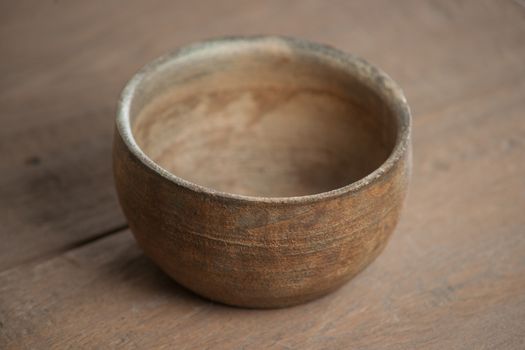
[113,130,410,308]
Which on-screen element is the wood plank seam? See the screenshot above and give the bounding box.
[0,224,128,274]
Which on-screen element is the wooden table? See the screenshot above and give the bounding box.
[1,1,524,348]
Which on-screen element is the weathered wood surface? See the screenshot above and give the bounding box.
[1,0,525,348]
[1,0,524,271]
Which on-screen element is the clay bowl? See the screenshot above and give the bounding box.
[113,36,411,308]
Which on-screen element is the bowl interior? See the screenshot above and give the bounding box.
[128,40,398,197]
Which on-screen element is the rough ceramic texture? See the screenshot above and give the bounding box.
[113,36,411,308]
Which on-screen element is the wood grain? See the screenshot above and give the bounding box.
[2,55,525,350]
[1,0,525,271]
[1,0,525,348]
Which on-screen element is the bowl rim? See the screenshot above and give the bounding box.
[116,35,411,204]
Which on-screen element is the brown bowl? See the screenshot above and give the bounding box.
[113,36,411,308]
